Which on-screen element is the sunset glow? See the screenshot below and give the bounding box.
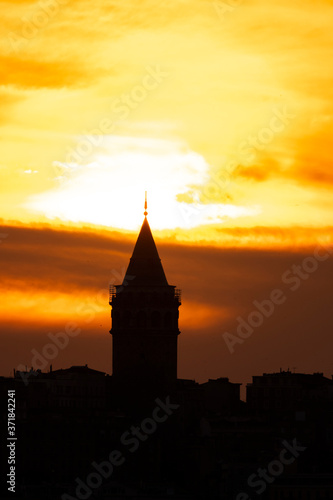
[0,0,332,242]
[1,0,333,385]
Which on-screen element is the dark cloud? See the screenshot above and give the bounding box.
[1,223,332,395]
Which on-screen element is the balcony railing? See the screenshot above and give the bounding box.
[109,285,116,303]
[175,288,182,303]
[109,285,182,304]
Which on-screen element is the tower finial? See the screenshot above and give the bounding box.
[144,191,148,217]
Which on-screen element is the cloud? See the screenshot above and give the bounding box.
[290,126,333,187]
[25,136,259,229]
[0,222,333,389]
[0,87,26,125]
[1,0,333,232]
[0,55,93,89]
[233,158,283,183]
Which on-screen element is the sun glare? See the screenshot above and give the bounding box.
[26,136,258,230]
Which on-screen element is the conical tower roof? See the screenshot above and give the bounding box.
[122,217,168,287]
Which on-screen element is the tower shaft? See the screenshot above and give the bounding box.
[110,215,181,401]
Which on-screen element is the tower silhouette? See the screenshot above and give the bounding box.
[109,196,181,403]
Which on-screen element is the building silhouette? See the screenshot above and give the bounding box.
[247,370,333,413]
[110,210,181,405]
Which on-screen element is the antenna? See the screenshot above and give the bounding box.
[144,191,148,217]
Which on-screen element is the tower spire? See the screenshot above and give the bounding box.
[110,198,181,401]
[144,191,148,217]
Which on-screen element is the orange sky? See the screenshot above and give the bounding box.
[1,0,333,238]
[1,0,333,388]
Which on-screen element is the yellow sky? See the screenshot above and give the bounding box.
[1,0,333,244]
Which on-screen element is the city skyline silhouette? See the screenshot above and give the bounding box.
[1,0,333,498]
